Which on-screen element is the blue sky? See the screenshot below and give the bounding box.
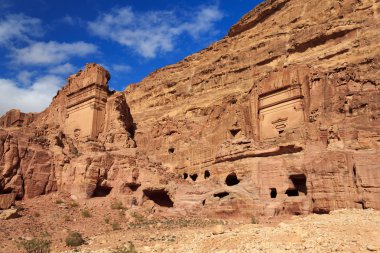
[0,0,262,114]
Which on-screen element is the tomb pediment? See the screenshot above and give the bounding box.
[258,85,305,139]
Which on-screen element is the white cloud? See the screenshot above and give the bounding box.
[11,41,97,65]
[48,63,76,75]
[0,14,42,45]
[112,64,131,73]
[16,71,35,86]
[0,75,62,115]
[61,15,84,26]
[0,13,95,115]
[180,6,224,38]
[61,15,75,25]
[88,5,223,58]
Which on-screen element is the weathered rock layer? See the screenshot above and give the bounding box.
[1,0,380,218]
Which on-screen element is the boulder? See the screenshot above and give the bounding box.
[0,193,16,210]
[0,208,19,220]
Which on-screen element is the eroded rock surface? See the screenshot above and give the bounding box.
[1,0,380,219]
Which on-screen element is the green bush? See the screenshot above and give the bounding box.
[111,242,137,253]
[251,216,259,224]
[17,238,51,253]
[130,212,145,223]
[65,231,85,247]
[111,200,126,210]
[112,222,121,230]
[55,199,64,204]
[81,209,91,218]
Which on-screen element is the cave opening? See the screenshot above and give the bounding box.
[143,189,174,207]
[285,189,299,197]
[225,172,240,186]
[168,147,175,154]
[290,174,307,195]
[92,184,113,197]
[125,182,141,192]
[313,208,330,214]
[286,174,307,197]
[270,188,277,198]
[213,192,229,198]
[204,170,210,179]
[190,174,198,182]
[356,200,366,209]
[230,129,241,137]
[183,173,188,179]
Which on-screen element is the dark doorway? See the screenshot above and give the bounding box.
[213,192,229,198]
[204,170,210,179]
[230,129,241,137]
[125,182,141,192]
[190,174,198,182]
[183,173,188,179]
[313,208,330,214]
[225,172,240,186]
[285,174,307,197]
[270,188,277,198]
[285,189,299,197]
[143,189,174,207]
[92,184,112,197]
[289,174,307,195]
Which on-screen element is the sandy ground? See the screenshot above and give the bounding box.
[1,194,380,253]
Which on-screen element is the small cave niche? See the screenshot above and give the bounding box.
[202,199,206,206]
[356,200,366,209]
[285,189,299,197]
[143,189,174,207]
[213,192,229,199]
[270,188,277,198]
[312,208,330,214]
[92,184,113,197]
[168,147,175,154]
[286,174,307,197]
[229,129,241,137]
[204,170,210,179]
[190,174,198,182]
[125,182,141,192]
[183,173,188,179]
[225,172,240,186]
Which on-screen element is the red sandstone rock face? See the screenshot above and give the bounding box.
[123,0,380,216]
[0,0,380,219]
[0,109,35,128]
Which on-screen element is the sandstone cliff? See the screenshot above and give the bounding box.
[1,0,379,219]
